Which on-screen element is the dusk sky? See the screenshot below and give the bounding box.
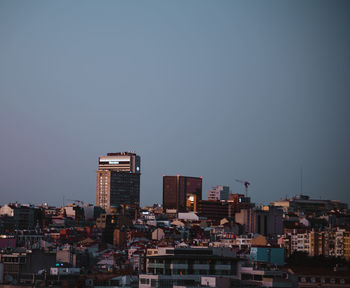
[1,1,349,207]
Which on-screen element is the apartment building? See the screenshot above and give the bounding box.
[139,247,240,287]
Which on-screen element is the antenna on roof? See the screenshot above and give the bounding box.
[300,166,303,195]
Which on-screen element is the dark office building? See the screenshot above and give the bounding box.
[196,194,255,220]
[96,152,141,213]
[163,175,202,212]
[197,200,229,220]
[252,206,283,236]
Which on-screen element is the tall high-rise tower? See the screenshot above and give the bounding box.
[96,152,141,213]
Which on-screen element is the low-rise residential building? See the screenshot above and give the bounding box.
[139,247,240,287]
[271,195,348,215]
[239,263,296,287]
[291,267,350,288]
[0,249,56,284]
[0,204,38,230]
[281,228,350,259]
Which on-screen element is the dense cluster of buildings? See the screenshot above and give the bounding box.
[0,151,349,287]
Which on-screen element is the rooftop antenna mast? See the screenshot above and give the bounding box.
[300,166,303,195]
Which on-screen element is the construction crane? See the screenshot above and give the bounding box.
[235,179,250,197]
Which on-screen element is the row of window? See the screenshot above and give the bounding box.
[148,259,232,265]
[147,268,234,276]
[2,257,26,263]
[300,277,346,284]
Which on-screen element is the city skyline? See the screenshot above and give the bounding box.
[1,1,350,207]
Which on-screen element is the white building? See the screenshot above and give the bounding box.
[207,186,230,201]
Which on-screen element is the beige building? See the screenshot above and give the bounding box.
[152,228,165,241]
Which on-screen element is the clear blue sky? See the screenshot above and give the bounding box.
[1,0,349,206]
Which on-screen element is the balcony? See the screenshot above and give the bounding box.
[215,264,231,270]
[170,264,188,269]
[193,264,210,270]
[148,263,165,269]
